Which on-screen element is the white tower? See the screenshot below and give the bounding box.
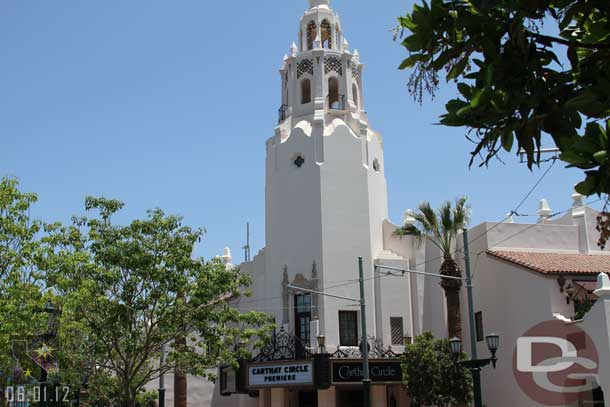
[261,0,398,347]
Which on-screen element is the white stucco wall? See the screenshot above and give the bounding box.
[580,278,610,401]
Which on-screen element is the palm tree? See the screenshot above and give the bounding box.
[396,197,470,339]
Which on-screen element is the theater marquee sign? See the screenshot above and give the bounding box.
[248,361,314,388]
[332,360,402,384]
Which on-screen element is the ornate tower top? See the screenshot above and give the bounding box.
[276,1,366,129]
[308,0,330,8]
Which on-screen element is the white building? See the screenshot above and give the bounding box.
[229,0,423,405]
[412,194,610,407]
[159,1,423,406]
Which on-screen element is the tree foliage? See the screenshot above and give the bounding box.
[0,178,48,404]
[396,197,470,256]
[40,197,272,407]
[402,332,473,407]
[397,0,610,245]
[395,197,470,338]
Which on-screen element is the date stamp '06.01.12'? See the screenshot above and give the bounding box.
[5,386,71,403]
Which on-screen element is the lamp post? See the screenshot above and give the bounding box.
[449,333,500,406]
[158,344,166,407]
[317,335,326,354]
[358,257,371,407]
[461,228,501,407]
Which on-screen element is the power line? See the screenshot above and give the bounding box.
[474,198,603,255]
[463,158,558,250]
[514,158,558,215]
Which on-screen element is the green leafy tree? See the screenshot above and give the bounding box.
[396,0,610,247]
[0,178,48,406]
[42,197,272,407]
[395,198,470,339]
[402,332,473,407]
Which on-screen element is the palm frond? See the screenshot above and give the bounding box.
[453,197,471,233]
[394,223,429,250]
[417,202,439,236]
[438,201,454,255]
[397,197,471,258]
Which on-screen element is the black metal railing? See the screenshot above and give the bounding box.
[327,94,346,111]
[278,104,289,123]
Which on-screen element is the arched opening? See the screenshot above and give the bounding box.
[328,77,340,109]
[336,25,341,49]
[352,83,359,108]
[301,79,312,104]
[306,21,317,50]
[321,19,332,49]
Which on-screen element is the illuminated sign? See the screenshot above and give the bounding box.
[248,362,314,388]
[332,360,402,383]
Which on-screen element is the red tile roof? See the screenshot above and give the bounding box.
[487,251,610,275]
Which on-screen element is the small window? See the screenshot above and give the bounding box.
[295,294,312,345]
[352,83,359,107]
[294,155,305,168]
[372,159,381,172]
[339,311,358,346]
[321,19,332,49]
[328,77,340,108]
[390,317,404,346]
[306,21,317,50]
[475,312,484,342]
[301,79,312,104]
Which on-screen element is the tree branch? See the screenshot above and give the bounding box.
[532,33,610,50]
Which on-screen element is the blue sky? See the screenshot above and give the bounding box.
[0,0,595,260]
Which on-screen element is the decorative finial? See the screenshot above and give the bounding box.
[594,273,610,298]
[537,199,552,223]
[403,210,417,227]
[343,37,349,51]
[572,190,584,208]
[290,42,298,57]
[504,213,514,224]
[309,0,330,8]
[221,247,233,268]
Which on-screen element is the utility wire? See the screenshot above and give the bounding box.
[474,198,603,255]
[232,197,601,306]
[463,158,558,250]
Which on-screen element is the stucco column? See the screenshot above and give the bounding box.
[371,386,388,407]
[318,387,336,407]
[270,388,286,407]
[389,384,411,407]
[257,389,270,407]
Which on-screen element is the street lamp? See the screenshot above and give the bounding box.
[449,334,500,368]
[449,337,462,355]
[485,333,499,368]
[449,334,501,406]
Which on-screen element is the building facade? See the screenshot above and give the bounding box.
[413,195,610,407]
[224,0,423,406]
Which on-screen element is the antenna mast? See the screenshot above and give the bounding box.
[243,222,251,262]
